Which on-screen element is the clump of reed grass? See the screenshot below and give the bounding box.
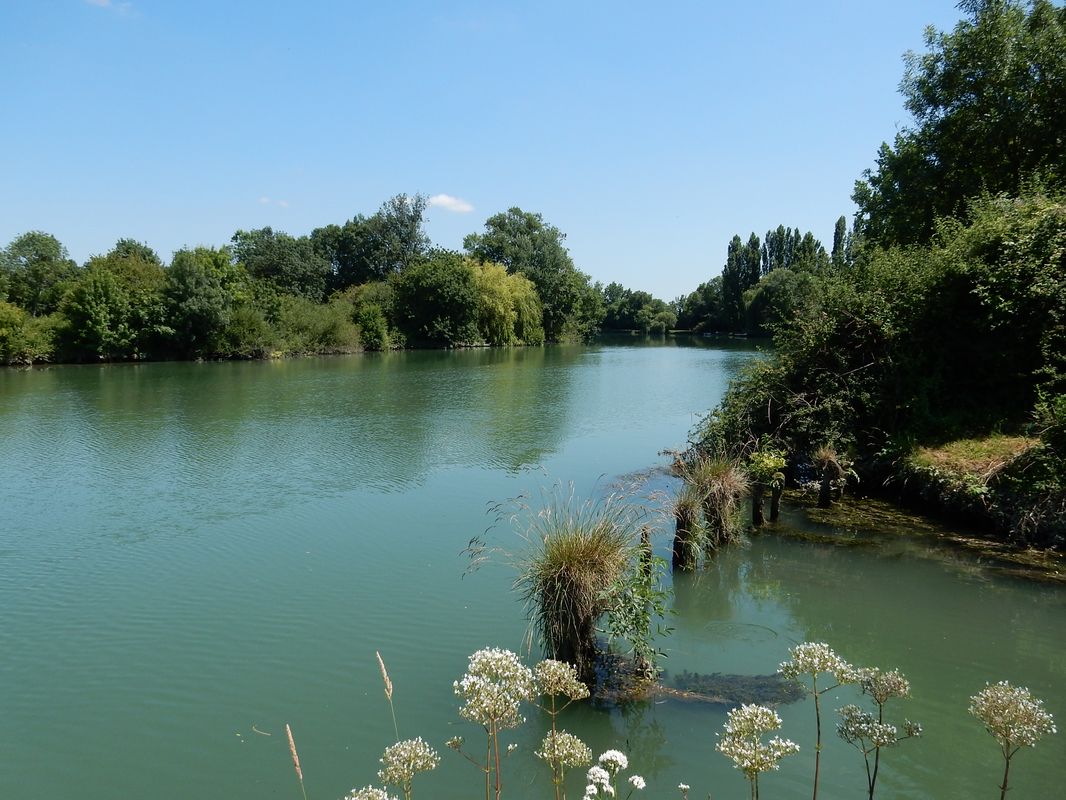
[671,450,748,561]
[672,483,705,571]
[513,491,639,686]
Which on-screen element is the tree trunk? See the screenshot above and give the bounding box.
[770,484,782,522]
[752,483,765,527]
[673,513,697,571]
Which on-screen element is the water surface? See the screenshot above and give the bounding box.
[1,340,1062,799]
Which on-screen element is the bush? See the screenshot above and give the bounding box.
[0,301,60,364]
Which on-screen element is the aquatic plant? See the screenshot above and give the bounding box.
[778,642,858,800]
[513,492,637,685]
[671,483,705,570]
[969,681,1057,800]
[604,531,673,682]
[673,450,748,550]
[716,703,800,800]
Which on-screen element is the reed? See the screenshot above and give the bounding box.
[376,650,399,741]
[286,723,308,800]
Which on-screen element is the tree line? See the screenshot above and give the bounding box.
[0,201,675,365]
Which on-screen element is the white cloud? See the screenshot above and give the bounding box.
[258,196,271,205]
[257,196,289,208]
[86,0,135,15]
[428,193,474,213]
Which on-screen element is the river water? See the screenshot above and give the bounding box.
[1,340,1062,799]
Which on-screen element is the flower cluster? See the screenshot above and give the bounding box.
[859,667,911,706]
[598,749,628,775]
[716,703,801,780]
[778,642,858,685]
[535,730,592,770]
[344,787,398,800]
[837,704,900,749]
[585,765,612,796]
[535,658,590,701]
[377,737,440,792]
[969,681,1057,750]
[453,647,535,730]
[583,749,644,797]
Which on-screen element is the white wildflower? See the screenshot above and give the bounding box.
[377,737,440,792]
[716,703,801,780]
[586,765,611,788]
[535,659,590,701]
[778,642,858,685]
[970,681,1056,751]
[344,787,397,800]
[628,774,646,790]
[454,648,535,730]
[859,667,911,705]
[598,749,629,775]
[837,704,899,749]
[536,730,593,770]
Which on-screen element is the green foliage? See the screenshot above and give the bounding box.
[604,549,673,679]
[393,251,480,346]
[600,282,677,334]
[269,294,360,355]
[464,207,597,341]
[231,226,330,301]
[743,268,821,337]
[748,445,787,485]
[0,301,59,364]
[217,302,274,358]
[855,0,1066,246]
[471,261,519,346]
[356,303,391,351]
[313,194,430,290]
[0,231,78,316]
[59,245,171,360]
[166,246,243,356]
[699,191,1065,542]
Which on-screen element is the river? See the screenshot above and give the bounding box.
[1,339,1062,799]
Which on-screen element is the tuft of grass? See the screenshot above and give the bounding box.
[513,492,639,684]
[672,483,705,570]
[674,452,749,548]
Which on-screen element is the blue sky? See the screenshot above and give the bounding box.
[1,0,965,300]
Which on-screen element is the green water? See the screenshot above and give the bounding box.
[1,340,1063,800]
